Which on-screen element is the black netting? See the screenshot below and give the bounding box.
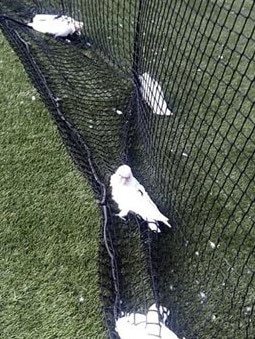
[0,0,254,338]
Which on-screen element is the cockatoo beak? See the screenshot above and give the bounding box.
[120,177,127,185]
[119,174,131,185]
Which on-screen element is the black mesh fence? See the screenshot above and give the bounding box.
[0,0,254,338]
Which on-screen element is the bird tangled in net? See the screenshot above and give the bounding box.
[0,0,254,338]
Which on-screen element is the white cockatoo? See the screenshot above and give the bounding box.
[110,165,171,232]
[139,72,173,116]
[27,14,83,37]
[116,303,179,339]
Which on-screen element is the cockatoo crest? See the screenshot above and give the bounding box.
[115,164,133,184]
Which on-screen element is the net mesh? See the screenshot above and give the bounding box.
[0,0,254,338]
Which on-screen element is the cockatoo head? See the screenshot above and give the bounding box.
[116,165,133,185]
[74,20,83,34]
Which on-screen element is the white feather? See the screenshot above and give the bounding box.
[116,313,148,339]
[116,304,179,339]
[28,14,83,37]
[110,165,171,232]
[31,14,59,22]
[139,72,173,116]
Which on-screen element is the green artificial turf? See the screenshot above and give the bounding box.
[0,32,107,339]
[0,1,254,338]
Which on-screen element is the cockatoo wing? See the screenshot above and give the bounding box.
[28,15,82,37]
[31,14,59,22]
[129,178,171,228]
[28,18,72,36]
[139,72,173,116]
